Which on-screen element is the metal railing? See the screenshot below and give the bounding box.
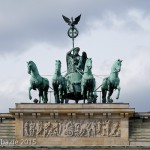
[48,90,102,103]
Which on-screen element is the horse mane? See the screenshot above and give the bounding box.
[111,59,122,73]
[54,60,62,75]
[84,58,92,73]
[28,61,39,74]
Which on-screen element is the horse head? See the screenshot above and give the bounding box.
[27,61,33,74]
[111,59,122,73]
[27,61,38,75]
[84,58,92,72]
[55,60,61,75]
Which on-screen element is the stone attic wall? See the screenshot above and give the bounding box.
[1,113,150,144]
[129,112,150,146]
[1,108,150,149]
[0,114,15,139]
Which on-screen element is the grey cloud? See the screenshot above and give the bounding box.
[0,0,150,54]
[121,86,150,112]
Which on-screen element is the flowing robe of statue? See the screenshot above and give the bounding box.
[66,47,82,73]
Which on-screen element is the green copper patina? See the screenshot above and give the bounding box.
[65,47,82,103]
[66,47,82,73]
[65,47,89,103]
[101,59,122,103]
[26,15,123,104]
[81,58,97,103]
[52,60,67,104]
[62,14,98,103]
[27,61,49,103]
[62,14,81,48]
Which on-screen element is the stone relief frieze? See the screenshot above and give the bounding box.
[23,119,120,137]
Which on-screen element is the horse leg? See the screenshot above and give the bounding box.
[64,88,68,104]
[88,91,93,104]
[65,99,69,104]
[81,79,86,103]
[116,85,121,99]
[92,78,97,104]
[107,88,113,103]
[38,89,42,103]
[43,89,48,103]
[54,88,60,104]
[81,86,85,103]
[59,85,64,104]
[55,92,60,104]
[28,86,32,100]
[83,88,87,104]
[63,88,68,104]
[60,91,64,104]
[81,79,85,95]
[102,88,107,103]
[75,100,78,104]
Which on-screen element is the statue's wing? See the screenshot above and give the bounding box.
[73,14,81,25]
[62,15,71,25]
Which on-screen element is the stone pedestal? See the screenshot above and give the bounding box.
[9,103,134,146]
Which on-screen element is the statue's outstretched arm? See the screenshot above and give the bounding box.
[66,48,74,56]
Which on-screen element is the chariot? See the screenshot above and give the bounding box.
[52,49,96,104]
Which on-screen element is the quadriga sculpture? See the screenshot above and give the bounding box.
[52,60,67,104]
[81,58,97,103]
[27,61,49,103]
[101,59,122,103]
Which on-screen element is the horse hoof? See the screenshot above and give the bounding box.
[108,99,113,103]
[33,99,38,103]
[65,99,69,104]
[93,100,96,104]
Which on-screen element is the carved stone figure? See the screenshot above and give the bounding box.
[24,121,29,136]
[52,60,67,104]
[64,121,75,136]
[35,121,43,136]
[101,120,110,136]
[27,61,49,103]
[86,121,96,137]
[109,121,120,136]
[23,119,120,138]
[29,121,36,136]
[50,121,60,136]
[101,59,122,103]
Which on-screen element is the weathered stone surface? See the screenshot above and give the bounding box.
[1,103,150,149]
[7,103,134,146]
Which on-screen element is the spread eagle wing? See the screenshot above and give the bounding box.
[73,14,81,25]
[62,15,71,25]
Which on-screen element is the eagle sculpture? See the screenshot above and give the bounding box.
[62,14,81,27]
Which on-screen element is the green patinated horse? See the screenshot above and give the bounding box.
[101,59,122,103]
[27,61,49,103]
[81,58,97,103]
[52,60,67,104]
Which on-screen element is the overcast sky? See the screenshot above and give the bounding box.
[0,0,150,113]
